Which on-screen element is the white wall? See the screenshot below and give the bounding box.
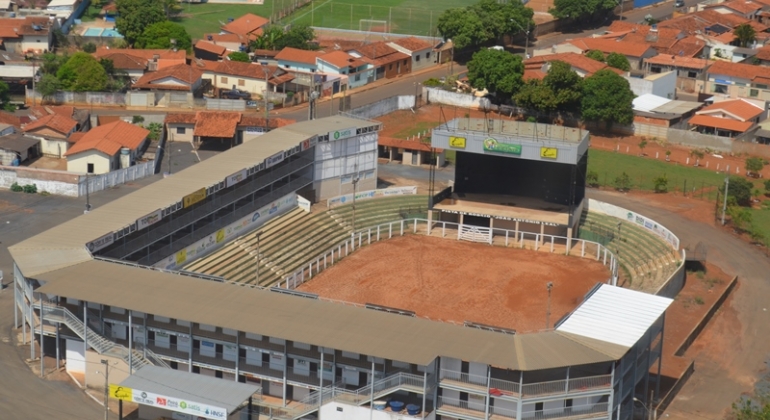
[624,71,676,99]
[167,123,195,142]
[39,137,69,158]
[424,87,493,109]
[210,73,268,95]
[67,149,114,174]
[320,401,421,420]
[313,132,377,200]
[0,167,79,196]
[65,338,85,374]
[441,357,461,372]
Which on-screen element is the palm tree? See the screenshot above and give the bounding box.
[734,23,756,48]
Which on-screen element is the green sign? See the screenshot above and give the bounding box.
[483,138,521,155]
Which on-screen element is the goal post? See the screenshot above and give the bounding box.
[359,19,389,33]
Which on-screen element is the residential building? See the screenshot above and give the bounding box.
[132,63,204,94]
[689,98,765,136]
[0,16,54,54]
[387,37,435,71]
[537,37,658,70]
[349,42,411,79]
[165,111,295,146]
[46,0,79,18]
[93,47,187,81]
[220,13,269,41]
[0,0,15,12]
[632,93,703,127]
[702,59,770,100]
[316,51,370,89]
[753,44,770,64]
[660,9,761,34]
[644,55,711,92]
[705,0,763,19]
[201,33,249,52]
[0,126,40,165]
[0,110,21,128]
[195,60,295,96]
[378,136,445,166]
[523,52,624,80]
[64,120,150,174]
[29,105,90,131]
[275,47,323,73]
[625,71,677,99]
[22,113,79,158]
[0,51,34,95]
[194,40,228,61]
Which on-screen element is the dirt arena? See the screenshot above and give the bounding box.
[297,236,611,332]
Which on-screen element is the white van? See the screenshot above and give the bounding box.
[488,46,505,51]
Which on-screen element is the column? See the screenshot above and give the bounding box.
[608,363,615,418]
[13,265,18,329]
[515,221,520,243]
[516,371,524,420]
[39,300,45,377]
[369,361,375,420]
[320,348,325,393]
[282,347,288,407]
[540,223,545,245]
[566,226,573,255]
[83,304,88,389]
[143,316,147,359]
[29,300,34,360]
[484,366,491,420]
[189,324,193,373]
[128,310,133,375]
[656,314,665,403]
[55,298,60,370]
[421,370,428,419]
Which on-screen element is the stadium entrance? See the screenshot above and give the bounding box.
[430,118,590,248]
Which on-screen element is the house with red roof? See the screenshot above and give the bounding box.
[93,47,187,81]
[387,36,435,71]
[164,111,295,147]
[688,98,765,137]
[524,53,624,81]
[316,51,371,89]
[536,37,658,70]
[0,16,54,54]
[349,42,411,79]
[193,59,295,97]
[194,40,228,62]
[201,33,249,52]
[64,120,150,174]
[703,60,770,101]
[220,13,269,41]
[22,110,81,158]
[644,55,712,92]
[132,64,204,107]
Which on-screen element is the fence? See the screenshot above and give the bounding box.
[285,4,445,37]
[77,160,156,196]
[424,87,493,110]
[588,172,722,202]
[344,95,415,119]
[277,218,619,294]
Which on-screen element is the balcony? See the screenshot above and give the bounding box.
[437,396,513,420]
[437,396,610,420]
[522,402,610,420]
[440,369,612,400]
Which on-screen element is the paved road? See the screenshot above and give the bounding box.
[588,190,770,419]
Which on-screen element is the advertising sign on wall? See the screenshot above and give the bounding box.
[297,195,311,213]
[483,138,521,155]
[588,199,680,249]
[327,186,418,208]
[226,169,248,188]
[329,127,356,141]
[265,151,285,168]
[448,136,466,149]
[156,194,298,270]
[109,384,227,420]
[137,209,163,230]
[540,147,558,159]
[87,232,115,253]
[183,188,207,208]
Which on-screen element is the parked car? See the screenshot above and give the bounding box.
[221,88,251,100]
[674,0,685,7]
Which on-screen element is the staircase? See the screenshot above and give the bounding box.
[39,304,166,372]
[458,225,492,244]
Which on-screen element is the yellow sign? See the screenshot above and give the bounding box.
[175,249,187,266]
[183,188,207,208]
[448,136,466,149]
[540,147,558,159]
[109,384,133,401]
[216,229,225,243]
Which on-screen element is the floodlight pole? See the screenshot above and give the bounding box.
[546,282,554,329]
[260,61,271,129]
[721,177,729,225]
[101,359,109,420]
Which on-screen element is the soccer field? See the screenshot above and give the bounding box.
[284,0,477,36]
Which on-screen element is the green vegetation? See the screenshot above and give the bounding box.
[749,207,770,247]
[734,23,757,48]
[228,51,250,62]
[466,49,524,99]
[57,52,108,92]
[251,24,317,51]
[515,60,583,115]
[550,0,619,22]
[581,69,635,128]
[746,157,765,177]
[0,81,13,111]
[10,183,37,193]
[436,0,533,49]
[135,21,192,51]
[731,394,770,419]
[606,52,631,71]
[115,0,166,45]
[585,50,605,62]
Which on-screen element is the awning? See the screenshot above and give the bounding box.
[112,366,261,419]
[0,134,39,153]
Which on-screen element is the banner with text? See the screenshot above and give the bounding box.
[109,384,227,419]
[297,195,311,213]
[327,186,418,208]
[155,194,298,270]
[588,199,680,250]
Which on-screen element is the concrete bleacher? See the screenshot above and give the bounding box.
[578,211,680,290]
[185,195,429,288]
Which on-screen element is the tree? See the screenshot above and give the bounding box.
[581,69,635,128]
[638,139,647,155]
[37,74,62,98]
[746,157,764,177]
[436,8,487,50]
[653,174,668,193]
[585,50,605,62]
[466,49,524,99]
[135,21,192,51]
[550,0,618,22]
[606,52,631,71]
[160,0,182,18]
[251,26,286,51]
[0,81,13,112]
[613,172,632,192]
[734,23,757,48]
[40,52,68,76]
[228,51,250,62]
[727,205,753,231]
[276,24,317,50]
[115,0,166,46]
[721,176,754,207]
[514,60,582,115]
[515,80,558,114]
[56,52,108,92]
[83,42,97,53]
[690,149,704,166]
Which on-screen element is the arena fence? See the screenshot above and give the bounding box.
[277,218,619,290]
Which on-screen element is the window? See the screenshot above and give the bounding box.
[403,59,407,65]
[650,66,662,74]
[756,84,769,89]
[220,76,228,84]
[389,64,393,70]
[87,163,94,174]
[565,399,573,408]
[687,71,697,78]
[355,73,361,81]
[713,84,728,94]
[535,402,544,412]
[751,89,759,97]
[176,127,186,135]
[426,52,431,59]
[238,79,245,86]
[416,54,421,62]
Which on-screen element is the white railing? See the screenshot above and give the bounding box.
[440,369,611,399]
[437,396,490,418]
[279,218,619,292]
[458,225,492,244]
[440,368,489,388]
[522,402,610,419]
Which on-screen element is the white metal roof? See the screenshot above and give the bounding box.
[632,94,671,113]
[556,284,673,349]
[47,0,77,7]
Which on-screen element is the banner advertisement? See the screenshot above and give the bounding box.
[540,147,558,159]
[448,136,466,149]
[483,138,521,155]
[225,169,248,188]
[588,199,680,250]
[87,232,115,253]
[183,188,207,208]
[137,209,163,230]
[265,151,284,168]
[327,186,418,208]
[156,194,298,270]
[441,209,559,226]
[329,127,356,141]
[109,384,227,420]
[297,195,311,213]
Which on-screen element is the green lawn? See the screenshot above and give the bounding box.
[587,149,734,200]
[750,206,770,246]
[284,0,477,36]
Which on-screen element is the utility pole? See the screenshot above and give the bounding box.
[546,282,554,329]
[721,177,729,225]
[351,175,360,231]
[309,70,318,120]
[101,359,109,420]
[260,62,271,129]
[85,173,91,214]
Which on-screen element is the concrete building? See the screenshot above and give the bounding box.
[689,98,765,137]
[388,37,435,71]
[64,120,149,174]
[0,16,54,54]
[625,71,677,99]
[164,111,296,146]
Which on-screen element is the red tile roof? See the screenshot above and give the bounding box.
[65,121,149,157]
[390,36,433,52]
[718,0,762,14]
[525,53,624,77]
[214,60,270,79]
[0,17,51,37]
[708,59,770,80]
[275,47,324,65]
[689,114,754,132]
[696,99,764,120]
[204,33,247,45]
[29,105,74,120]
[318,51,367,69]
[238,115,296,129]
[195,40,227,56]
[94,47,187,70]
[133,64,203,90]
[68,132,86,143]
[756,44,770,61]
[568,37,654,57]
[165,113,198,124]
[23,114,77,137]
[0,111,21,128]
[523,69,547,81]
[221,13,269,38]
[194,111,242,138]
[643,55,711,69]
